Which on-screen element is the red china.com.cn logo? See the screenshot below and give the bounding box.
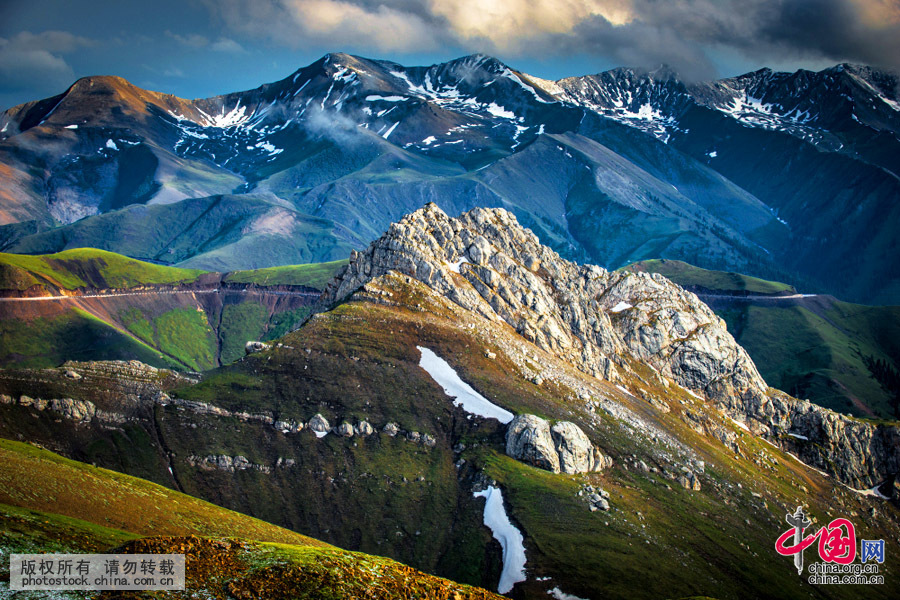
[775,506,885,585]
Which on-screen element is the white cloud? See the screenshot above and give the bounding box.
[427,0,633,52]
[166,31,210,47]
[210,37,246,53]
[166,31,246,53]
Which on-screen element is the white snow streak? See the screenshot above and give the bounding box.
[486,102,515,119]
[473,486,527,594]
[852,485,890,500]
[729,417,751,432]
[382,121,399,139]
[366,95,407,102]
[417,346,513,423]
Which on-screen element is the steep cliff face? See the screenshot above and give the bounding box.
[323,203,899,488]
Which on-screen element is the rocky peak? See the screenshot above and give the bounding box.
[323,204,900,488]
[324,203,766,400]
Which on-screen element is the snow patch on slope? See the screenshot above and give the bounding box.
[610,301,632,313]
[473,486,527,594]
[548,587,589,600]
[417,346,514,423]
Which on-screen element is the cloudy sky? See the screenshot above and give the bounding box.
[1,0,899,109]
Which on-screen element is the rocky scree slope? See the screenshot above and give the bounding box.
[323,204,900,489]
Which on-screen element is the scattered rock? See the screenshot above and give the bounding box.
[275,419,303,434]
[355,420,375,436]
[245,341,271,354]
[187,454,272,474]
[383,422,400,436]
[678,471,702,491]
[335,422,354,437]
[308,414,330,434]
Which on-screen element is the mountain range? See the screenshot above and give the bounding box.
[2,53,900,599]
[1,54,899,302]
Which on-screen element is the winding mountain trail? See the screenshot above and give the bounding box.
[695,293,818,301]
[0,288,322,302]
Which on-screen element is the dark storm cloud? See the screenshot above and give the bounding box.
[203,0,900,77]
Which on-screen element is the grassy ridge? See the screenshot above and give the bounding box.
[0,248,205,291]
[0,438,502,600]
[724,302,900,418]
[2,273,898,598]
[0,438,325,546]
[624,259,794,295]
[172,275,900,599]
[224,259,348,289]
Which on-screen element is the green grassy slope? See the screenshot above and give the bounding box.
[224,259,348,289]
[6,194,353,272]
[625,259,794,295]
[0,248,204,291]
[0,438,325,545]
[0,439,502,600]
[0,307,181,369]
[629,259,900,419]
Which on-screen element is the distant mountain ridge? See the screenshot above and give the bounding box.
[1,53,899,302]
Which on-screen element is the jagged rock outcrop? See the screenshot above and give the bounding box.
[506,414,609,474]
[186,454,272,474]
[1,393,121,423]
[355,420,375,436]
[322,204,900,488]
[506,415,560,472]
